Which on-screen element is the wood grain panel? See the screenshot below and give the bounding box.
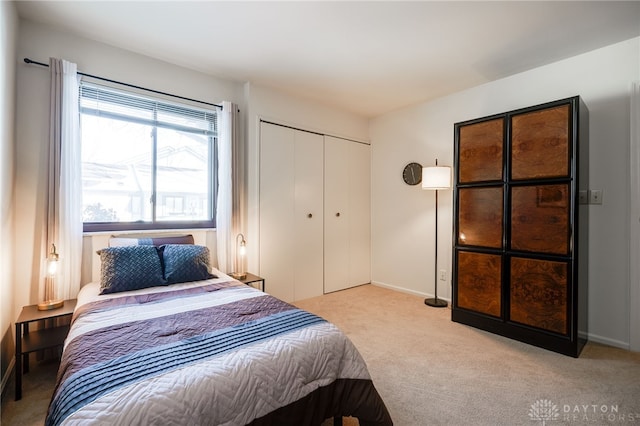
[458,187,503,248]
[511,104,570,180]
[457,251,501,317]
[510,257,568,335]
[511,184,569,255]
[458,118,504,183]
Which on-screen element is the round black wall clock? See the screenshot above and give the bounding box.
[402,162,423,185]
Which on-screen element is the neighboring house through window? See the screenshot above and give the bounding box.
[80,83,219,231]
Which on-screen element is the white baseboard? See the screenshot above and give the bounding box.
[372,281,635,351]
[1,356,15,396]
[586,333,630,351]
[370,280,451,303]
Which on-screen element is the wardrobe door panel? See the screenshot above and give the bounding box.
[458,118,504,183]
[457,251,502,317]
[511,184,570,255]
[510,257,568,335]
[458,187,503,248]
[511,104,570,180]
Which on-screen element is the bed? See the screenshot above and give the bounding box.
[45,241,392,426]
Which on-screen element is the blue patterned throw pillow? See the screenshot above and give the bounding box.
[97,246,166,294]
[161,244,216,284]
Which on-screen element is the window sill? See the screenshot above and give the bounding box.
[83,227,216,237]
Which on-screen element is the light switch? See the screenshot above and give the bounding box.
[578,190,588,204]
[589,189,603,205]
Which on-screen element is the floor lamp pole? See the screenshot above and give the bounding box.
[425,185,448,308]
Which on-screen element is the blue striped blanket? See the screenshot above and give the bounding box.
[46,277,392,426]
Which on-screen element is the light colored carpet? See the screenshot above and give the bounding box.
[1,357,59,426]
[2,284,639,425]
[297,284,640,426]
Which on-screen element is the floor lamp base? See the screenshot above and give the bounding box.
[424,298,448,308]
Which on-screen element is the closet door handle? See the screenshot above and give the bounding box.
[307,213,313,218]
[336,212,341,217]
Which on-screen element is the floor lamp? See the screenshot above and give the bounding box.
[422,159,451,308]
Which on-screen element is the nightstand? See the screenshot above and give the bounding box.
[238,273,265,292]
[14,299,76,401]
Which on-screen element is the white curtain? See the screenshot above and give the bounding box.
[216,101,239,273]
[44,58,82,301]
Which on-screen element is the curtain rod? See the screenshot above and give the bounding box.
[24,58,222,109]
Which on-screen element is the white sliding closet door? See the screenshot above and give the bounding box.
[324,136,371,293]
[259,123,295,301]
[324,137,350,292]
[348,141,371,287]
[259,122,323,302]
[293,130,324,300]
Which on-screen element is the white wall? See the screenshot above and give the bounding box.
[14,20,244,313]
[243,83,369,276]
[370,37,640,349]
[0,0,18,385]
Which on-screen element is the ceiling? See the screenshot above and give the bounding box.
[14,1,640,118]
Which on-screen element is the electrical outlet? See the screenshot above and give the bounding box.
[439,269,447,281]
[589,189,603,205]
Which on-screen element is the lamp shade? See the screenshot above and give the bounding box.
[422,166,451,190]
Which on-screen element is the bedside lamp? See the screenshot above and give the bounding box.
[422,159,452,308]
[38,244,64,311]
[230,234,247,280]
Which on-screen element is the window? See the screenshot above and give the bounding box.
[80,83,219,232]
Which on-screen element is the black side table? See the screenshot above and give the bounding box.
[237,273,265,292]
[14,299,76,400]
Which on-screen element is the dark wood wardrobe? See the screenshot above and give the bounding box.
[452,96,589,357]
